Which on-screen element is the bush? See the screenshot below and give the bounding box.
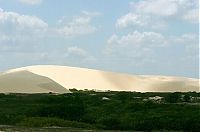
[183,94,191,102]
[17,117,95,129]
[165,93,181,103]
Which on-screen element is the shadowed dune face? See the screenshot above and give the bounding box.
[3,65,199,93]
[0,70,70,93]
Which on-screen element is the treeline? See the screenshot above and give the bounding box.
[0,91,199,131]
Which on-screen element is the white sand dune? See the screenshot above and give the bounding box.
[0,70,70,93]
[1,65,199,93]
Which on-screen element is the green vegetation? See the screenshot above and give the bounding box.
[0,91,199,131]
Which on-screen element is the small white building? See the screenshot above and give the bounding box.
[147,96,163,103]
[148,96,163,100]
[102,97,110,100]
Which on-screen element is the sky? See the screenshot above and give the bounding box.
[0,0,199,78]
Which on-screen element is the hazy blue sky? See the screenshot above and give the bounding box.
[0,0,199,78]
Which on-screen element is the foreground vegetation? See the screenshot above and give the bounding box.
[0,90,200,131]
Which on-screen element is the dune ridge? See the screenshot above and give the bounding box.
[1,65,199,93]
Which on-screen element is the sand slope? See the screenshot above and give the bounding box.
[2,65,199,93]
[0,70,70,93]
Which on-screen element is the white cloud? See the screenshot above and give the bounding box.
[66,46,88,57]
[65,46,96,64]
[183,8,199,23]
[57,11,100,37]
[172,33,198,55]
[172,33,198,44]
[0,9,99,70]
[116,13,149,28]
[81,10,101,17]
[0,8,49,58]
[105,31,198,68]
[0,34,9,42]
[0,9,47,29]
[0,8,48,42]
[172,33,199,69]
[107,31,167,49]
[18,0,42,5]
[131,0,198,17]
[117,0,198,28]
[131,0,178,16]
[105,31,167,66]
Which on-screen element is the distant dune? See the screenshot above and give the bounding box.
[0,65,199,93]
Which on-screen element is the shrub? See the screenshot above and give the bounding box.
[17,117,95,129]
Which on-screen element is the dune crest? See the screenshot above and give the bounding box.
[1,65,199,93]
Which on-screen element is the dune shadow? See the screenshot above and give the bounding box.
[99,71,136,91]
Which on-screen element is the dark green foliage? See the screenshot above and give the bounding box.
[17,117,94,128]
[0,91,199,131]
[165,92,181,103]
[183,94,191,102]
[36,95,85,120]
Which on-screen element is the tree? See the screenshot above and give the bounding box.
[165,93,181,103]
[183,94,191,102]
